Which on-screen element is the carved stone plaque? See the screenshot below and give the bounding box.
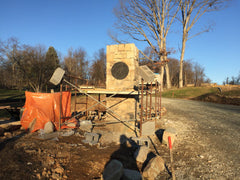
[111,62,129,80]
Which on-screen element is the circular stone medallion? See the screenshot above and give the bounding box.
[111,62,129,80]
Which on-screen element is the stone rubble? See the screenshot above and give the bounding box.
[44,121,54,134]
[162,127,177,147]
[134,146,150,163]
[142,155,165,180]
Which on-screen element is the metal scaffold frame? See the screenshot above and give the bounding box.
[50,67,162,136]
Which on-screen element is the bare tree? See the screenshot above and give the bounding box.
[112,0,181,89]
[178,0,228,88]
[139,46,159,72]
[224,72,240,85]
[0,37,23,89]
[89,48,106,86]
[193,62,205,87]
[64,48,89,84]
[0,38,61,92]
[183,60,194,86]
[168,58,179,87]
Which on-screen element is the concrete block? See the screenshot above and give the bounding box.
[134,146,150,163]
[103,159,123,180]
[49,67,65,85]
[131,137,150,147]
[139,65,155,83]
[142,120,155,136]
[122,169,142,180]
[162,127,177,147]
[142,155,165,179]
[82,132,100,145]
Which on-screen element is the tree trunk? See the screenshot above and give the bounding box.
[179,33,187,88]
[162,39,171,89]
[165,63,171,89]
[184,72,187,86]
[159,66,164,90]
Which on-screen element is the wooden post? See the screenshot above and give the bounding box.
[168,136,176,180]
[74,79,77,116]
[59,84,63,130]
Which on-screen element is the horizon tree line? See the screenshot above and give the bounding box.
[0,37,213,92]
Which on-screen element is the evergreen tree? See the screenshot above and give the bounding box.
[45,46,59,69]
[45,46,59,79]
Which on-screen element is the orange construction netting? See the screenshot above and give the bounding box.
[21,91,72,132]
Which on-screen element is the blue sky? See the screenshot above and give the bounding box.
[0,0,239,84]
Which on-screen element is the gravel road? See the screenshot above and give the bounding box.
[161,98,240,179]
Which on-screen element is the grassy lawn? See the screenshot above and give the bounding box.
[162,86,219,99]
[222,89,240,97]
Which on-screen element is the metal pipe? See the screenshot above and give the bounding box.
[150,82,152,119]
[158,82,160,115]
[155,81,157,117]
[140,78,144,136]
[93,119,136,126]
[98,94,101,120]
[86,95,88,117]
[160,83,162,119]
[145,86,148,121]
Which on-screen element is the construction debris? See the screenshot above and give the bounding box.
[162,127,177,147]
[82,132,100,145]
[142,120,155,136]
[79,120,92,132]
[134,146,150,163]
[142,155,165,180]
[0,43,174,180]
[44,121,54,134]
[131,137,150,147]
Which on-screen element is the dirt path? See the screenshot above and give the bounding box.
[162,98,240,179]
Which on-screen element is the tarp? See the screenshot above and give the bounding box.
[21,91,72,132]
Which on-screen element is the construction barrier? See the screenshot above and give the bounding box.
[21,91,72,132]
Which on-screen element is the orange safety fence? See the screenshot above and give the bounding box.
[21,91,74,132]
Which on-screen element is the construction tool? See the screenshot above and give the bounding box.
[168,136,176,180]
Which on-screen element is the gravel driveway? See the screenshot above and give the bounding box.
[161,98,240,179]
